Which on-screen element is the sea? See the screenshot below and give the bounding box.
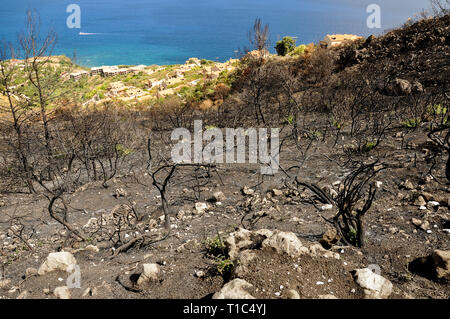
[0,0,432,67]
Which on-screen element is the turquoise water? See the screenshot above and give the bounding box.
[0,0,431,67]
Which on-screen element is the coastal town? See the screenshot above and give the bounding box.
[61,33,361,106]
[65,57,239,105]
[0,33,363,109]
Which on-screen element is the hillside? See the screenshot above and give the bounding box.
[0,15,449,300]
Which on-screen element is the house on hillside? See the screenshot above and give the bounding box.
[320,34,363,49]
[70,70,89,80]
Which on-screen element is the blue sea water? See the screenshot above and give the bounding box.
[0,0,432,67]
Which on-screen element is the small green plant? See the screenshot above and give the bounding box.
[331,118,343,130]
[115,144,133,157]
[428,104,447,116]
[284,114,294,125]
[401,118,421,129]
[205,235,226,257]
[347,227,357,245]
[362,140,377,152]
[217,259,234,277]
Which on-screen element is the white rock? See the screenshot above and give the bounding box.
[137,263,161,286]
[353,268,393,299]
[284,289,300,299]
[242,186,255,196]
[225,228,273,260]
[320,204,333,211]
[0,279,11,289]
[38,252,77,275]
[427,201,440,207]
[212,279,255,299]
[194,202,208,215]
[54,286,71,299]
[212,191,226,202]
[84,245,99,253]
[262,231,309,258]
[318,294,338,299]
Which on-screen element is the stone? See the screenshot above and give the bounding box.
[392,78,412,95]
[82,288,92,297]
[427,201,440,208]
[54,286,71,299]
[319,228,340,249]
[318,294,338,299]
[309,243,340,259]
[320,204,333,211]
[225,228,273,260]
[17,290,29,299]
[401,180,414,190]
[195,270,206,278]
[431,250,450,281]
[411,218,422,227]
[84,245,100,253]
[194,202,208,215]
[212,191,226,202]
[38,252,77,275]
[420,192,434,201]
[414,196,426,207]
[272,189,283,197]
[0,279,11,289]
[212,279,255,299]
[420,221,430,231]
[262,231,308,258]
[113,187,128,198]
[176,239,200,253]
[284,289,300,299]
[242,186,255,196]
[137,263,161,286]
[25,267,38,277]
[353,268,393,299]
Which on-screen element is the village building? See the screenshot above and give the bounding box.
[70,70,89,80]
[320,34,363,49]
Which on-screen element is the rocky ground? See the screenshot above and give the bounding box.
[0,122,448,300]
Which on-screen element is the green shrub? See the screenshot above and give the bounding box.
[115,144,133,157]
[275,36,296,56]
[205,235,226,257]
[362,140,377,152]
[217,259,234,277]
[401,118,421,129]
[289,44,307,57]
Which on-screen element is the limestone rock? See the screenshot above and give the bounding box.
[284,289,300,299]
[242,186,255,196]
[212,191,226,202]
[431,250,450,282]
[137,263,161,286]
[54,286,71,299]
[212,279,255,299]
[318,294,338,299]
[194,202,208,215]
[225,228,273,260]
[38,252,77,275]
[319,228,340,249]
[262,231,308,258]
[353,268,393,299]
